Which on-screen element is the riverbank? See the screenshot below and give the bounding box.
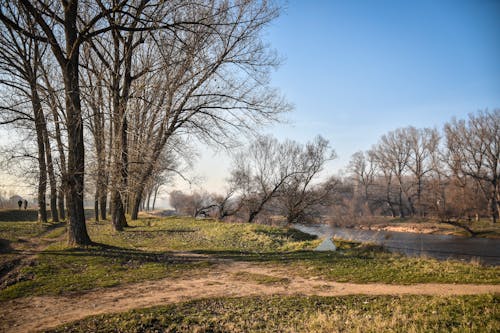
[1,216,498,332]
[348,217,500,239]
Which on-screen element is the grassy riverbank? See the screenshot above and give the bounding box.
[1,216,498,301]
[1,214,498,332]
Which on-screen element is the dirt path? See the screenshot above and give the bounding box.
[1,261,499,333]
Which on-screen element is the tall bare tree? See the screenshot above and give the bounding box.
[348,150,376,215]
[277,136,337,224]
[229,135,335,223]
[406,126,440,216]
[445,110,500,223]
[373,128,412,217]
[0,5,51,223]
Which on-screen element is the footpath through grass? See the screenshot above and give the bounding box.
[0,216,498,301]
[47,294,499,333]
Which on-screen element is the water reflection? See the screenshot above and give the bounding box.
[293,224,500,266]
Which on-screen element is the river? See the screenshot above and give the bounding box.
[293,223,500,266]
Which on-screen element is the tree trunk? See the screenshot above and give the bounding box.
[399,183,405,218]
[248,210,258,223]
[94,190,99,222]
[111,190,127,231]
[42,116,59,222]
[109,102,128,229]
[63,13,91,245]
[99,193,107,220]
[152,186,159,210]
[30,85,48,224]
[385,177,396,218]
[491,180,498,223]
[131,188,142,220]
[416,178,423,217]
[146,190,152,211]
[58,187,66,221]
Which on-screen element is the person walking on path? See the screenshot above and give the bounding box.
[17,199,22,210]
[23,200,28,210]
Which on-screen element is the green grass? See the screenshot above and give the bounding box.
[0,218,318,301]
[196,239,500,285]
[87,217,320,252]
[0,221,46,242]
[0,243,212,300]
[0,216,498,301]
[46,294,499,333]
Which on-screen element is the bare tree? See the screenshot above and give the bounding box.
[373,128,412,217]
[168,190,214,217]
[122,1,288,223]
[445,110,500,223]
[348,150,376,215]
[277,136,337,224]
[39,62,68,221]
[0,5,51,223]
[229,135,335,223]
[406,126,440,216]
[230,136,298,223]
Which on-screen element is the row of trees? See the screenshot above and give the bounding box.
[169,110,499,226]
[347,110,499,223]
[170,135,340,224]
[0,0,288,244]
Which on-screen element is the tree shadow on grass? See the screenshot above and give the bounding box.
[253,228,318,242]
[123,228,198,234]
[37,243,215,265]
[0,238,13,253]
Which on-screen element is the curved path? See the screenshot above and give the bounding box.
[1,261,499,333]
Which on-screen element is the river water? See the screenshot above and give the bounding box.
[293,224,500,266]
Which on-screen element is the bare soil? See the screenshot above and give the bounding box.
[355,219,500,238]
[1,260,499,333]
[359,222,455,235]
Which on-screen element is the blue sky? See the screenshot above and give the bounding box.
[261,0,500,167]
[192,0,499,193]
[2,0,499,199]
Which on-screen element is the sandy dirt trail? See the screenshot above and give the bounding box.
[1,261,499,333]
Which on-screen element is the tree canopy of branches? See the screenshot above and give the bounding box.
[445,110,500,223]
[229,135,337,223]
[347,109,499,224]
[0,0,287,245]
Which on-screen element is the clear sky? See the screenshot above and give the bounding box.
[191,0,500,194]
[2,0,499,201]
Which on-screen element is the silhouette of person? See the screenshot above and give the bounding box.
[18,199,22,210]
[24,200,28,210]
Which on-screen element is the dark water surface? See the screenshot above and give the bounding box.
[293,224,500,266]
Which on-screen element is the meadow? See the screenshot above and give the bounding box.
[0,211,498,332]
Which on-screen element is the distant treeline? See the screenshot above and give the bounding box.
[169,110,499,225]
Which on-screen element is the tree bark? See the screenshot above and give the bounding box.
[111,190,127,231]
[491,180,498,223]
[62,2,91,245]
[152,186,159,210]
[99,193,107,220]
[42,116,59,222]
[131,189,142,220]
[31,85,48,224]
[94,191,99,222]
[58,188,65,220]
